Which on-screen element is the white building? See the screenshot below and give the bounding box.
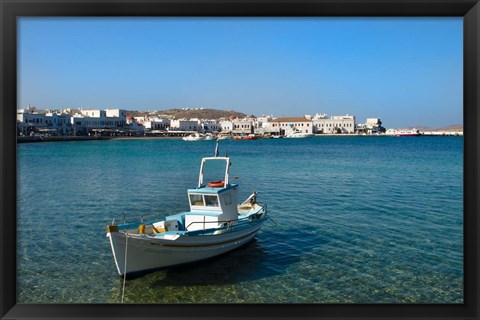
[44,112,71,135]
[106,109,127,127]
[80,109,105,118]
[200,120,221,133]
[262,121,281,135]
[68,108,128,134]
[144,118,170,130]
[219,120,234,133]
[364,118,383,134]
[232,119,254,134]
[17,110,47,127]
[17,109,71,135]
[271,117,314,134]
[170,119,199,131]
[312,114,355,134]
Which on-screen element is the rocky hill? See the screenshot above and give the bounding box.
[436,125,463,132]
[130,108,247,120]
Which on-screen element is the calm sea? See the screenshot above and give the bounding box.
[17,136,463,303]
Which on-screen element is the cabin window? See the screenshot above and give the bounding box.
[205,195,219,207]
[189,194,204,206]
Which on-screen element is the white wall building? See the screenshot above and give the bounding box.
[170,119,199,131]
[144,118,170,130]
[17,110,71,135]
[106,109,127,127]
[219,120,234,133]
[364,118,383,134]
[232,119,254,134]
[80,109,105,118]
[262,121,281,134]
[200,120,221,132]
[312,114,355,134]
[271,117,313,134]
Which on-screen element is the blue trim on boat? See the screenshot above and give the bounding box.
[188,183,238,195]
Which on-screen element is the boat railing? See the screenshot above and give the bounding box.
[184,202,267,232]
[110,202,267,232]
[110,212,162,227]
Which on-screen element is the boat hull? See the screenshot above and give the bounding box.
[107,218,266,277]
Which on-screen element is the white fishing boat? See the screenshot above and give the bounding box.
[182,133,205,141]
[216,134,231,140]
[106,143,268,277]
[204,133,216,140]
[285,128,314,138]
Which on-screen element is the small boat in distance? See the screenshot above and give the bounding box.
[204,133,216,140]
[232,134,261,140]
[106,142,268,278]
[216,133,232,140]
[182,133,206,141]
[285,128,314,138]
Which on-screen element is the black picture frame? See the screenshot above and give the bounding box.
[1,0,478,319]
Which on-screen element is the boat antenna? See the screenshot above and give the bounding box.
[214,139,219,157]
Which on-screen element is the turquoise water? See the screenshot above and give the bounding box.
[17,136,463,303]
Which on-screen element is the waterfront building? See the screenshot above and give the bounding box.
[17,110,47,129]
[200,120,221,133]
[256,115,273,124]
[261,122,280,135]
[170,119,199,131]
[17,109,71,136]
[124,115,145,134]
[219,120,234,133]
[143,118,170,130]
[44,112,71,135]
[106,109,127,127]
[363,118,384,134]
[232,119,254,134]
[79,109,105,118]
[271,116,314,134]
[69,109,128,135]
[312,114,355,134]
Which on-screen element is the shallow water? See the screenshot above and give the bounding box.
[17,136,463,303]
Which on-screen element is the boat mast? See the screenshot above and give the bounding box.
[214,139,219,158]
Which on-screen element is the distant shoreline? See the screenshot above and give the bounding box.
[16,135,183,144]
[17,133,463,144]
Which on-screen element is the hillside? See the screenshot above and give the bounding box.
[436,124,463,132]
[130,108,247,120]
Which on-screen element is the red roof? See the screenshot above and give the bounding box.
[273,117,311,123]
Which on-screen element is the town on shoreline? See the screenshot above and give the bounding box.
[17,106,463,143]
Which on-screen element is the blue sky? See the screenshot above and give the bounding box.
[18,17,462,128]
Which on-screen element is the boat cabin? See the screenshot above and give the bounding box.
[183,156,239,231]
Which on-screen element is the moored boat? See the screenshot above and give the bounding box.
[285,129,314,138]
[216,134,232,140]
[182,133,206,141]
[232,134,261,140]
[204,133,216,140]
[106,143,268,277]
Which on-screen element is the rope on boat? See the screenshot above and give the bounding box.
[268,215,278,226]
[121,232,128,303]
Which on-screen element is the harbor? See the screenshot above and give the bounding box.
[17,136,463,303]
